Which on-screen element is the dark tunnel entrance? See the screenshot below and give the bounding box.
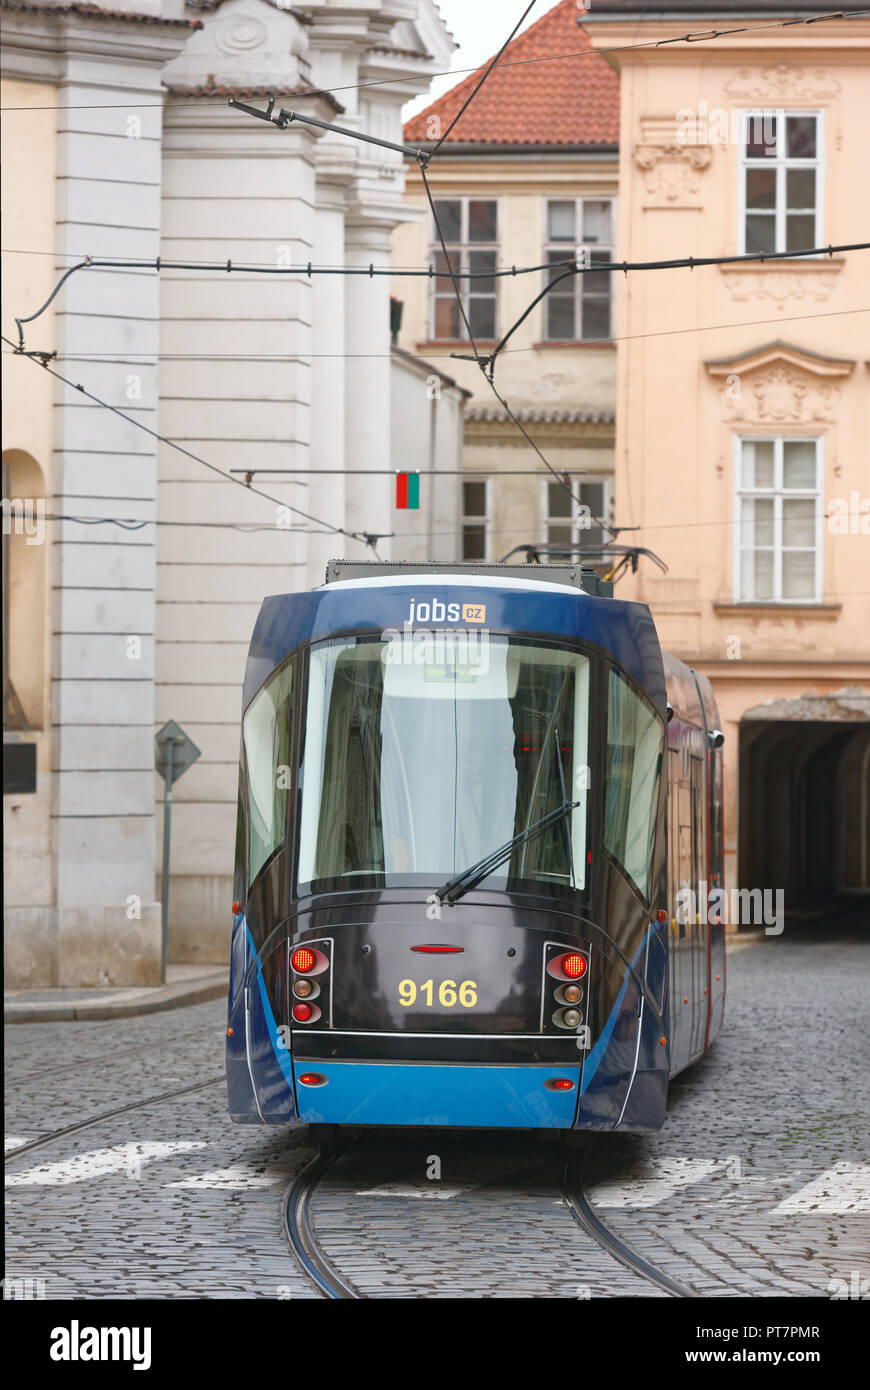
[739,697,870,918]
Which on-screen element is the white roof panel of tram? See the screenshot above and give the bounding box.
[317,574,589,597]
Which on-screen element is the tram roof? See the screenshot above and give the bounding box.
[243,570,666,714]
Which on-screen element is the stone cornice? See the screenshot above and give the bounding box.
[186,0,312,19]
[705,339,854,380]
[741,686,870,720]
[313,143,359,190]
[303,0,418,24]
[694,659,867,672]
[161,1,318,107]
[711,602,843,620]
[583,14,870,59]
[1,11,193,81]
[402,158,619,197]
[464,413,615,449]
[391,344,470,397]
[161,91,332,149]
[162,80,343,112]
[0,1,201,28]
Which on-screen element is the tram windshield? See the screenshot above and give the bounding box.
[297,633,590,894]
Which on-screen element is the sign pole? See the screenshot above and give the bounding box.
[160,737,176,984]
[155,720,200,988]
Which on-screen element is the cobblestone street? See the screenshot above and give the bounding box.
[5,910,869,1300]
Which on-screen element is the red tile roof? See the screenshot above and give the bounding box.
[404,0,618,150]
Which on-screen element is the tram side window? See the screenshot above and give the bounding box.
[243,660,295,887]
[604,670,663,900]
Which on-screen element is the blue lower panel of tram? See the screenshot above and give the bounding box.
[292,1062,581,1128]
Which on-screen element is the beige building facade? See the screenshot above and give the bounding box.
[391,153,619,564]
[583,2,870,903]
[393,0,621,567]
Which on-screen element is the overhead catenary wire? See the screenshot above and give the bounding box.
[24,508,870,553]
[407,10,613,538]
[1,245,573,275]
[0,333,371,546]
[12,5,869,547]
[19,513,870,606]
[9,253,577,348]
[7,4,867,568]
[1,11,587,544]
[15,512,328,536]
[217,75,870,541]
[10,242,870,351]
[428,0,539,159]
[4,303,868,363]
[1,8,866,115]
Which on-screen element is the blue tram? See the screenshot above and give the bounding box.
[227,562,725,1132]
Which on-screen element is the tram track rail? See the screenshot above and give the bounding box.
[5,1028,216,1089]
[4,1077,223,1162]
[561,1145,697,1298]
[282,1134,698,1299]
[282,1146,362,1298]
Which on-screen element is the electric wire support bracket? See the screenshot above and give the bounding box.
[354,532,394,557]
[228,97,431,164]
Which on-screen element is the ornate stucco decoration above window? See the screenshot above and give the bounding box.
[634,116,711,208]
[719,259,843,304]
[705,341,854,427]
[723,66,841,103]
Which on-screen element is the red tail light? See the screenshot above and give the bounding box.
[544,1077,576,1092]
[297,1073,327,1087]
[292,1002,313,1023]
[561,953,587,979]
[411,945,464,954]
[291,947,316,974]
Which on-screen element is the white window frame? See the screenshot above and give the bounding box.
[460,476,490,562]
[737,109,824,256]
[541,475,613,554]
[733,435,824,605]
[542,196,616,342]
[428,197,501,342]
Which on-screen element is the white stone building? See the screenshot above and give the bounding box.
[1,0,461,984]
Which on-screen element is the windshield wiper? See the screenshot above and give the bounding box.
[554,726,576,890]
[435,797,580,906]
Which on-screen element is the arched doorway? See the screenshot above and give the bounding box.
[2,448,47,734]
[739,689,870,916]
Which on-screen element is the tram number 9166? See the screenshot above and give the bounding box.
[398,979,478,1009]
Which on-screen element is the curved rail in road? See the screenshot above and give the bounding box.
[281,1136,699,1299]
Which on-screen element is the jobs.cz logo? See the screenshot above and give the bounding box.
[407,597,486,625]
[384,598,490,674]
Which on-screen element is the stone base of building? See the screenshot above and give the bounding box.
[4,903,163,988]
[163,874,232,968]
